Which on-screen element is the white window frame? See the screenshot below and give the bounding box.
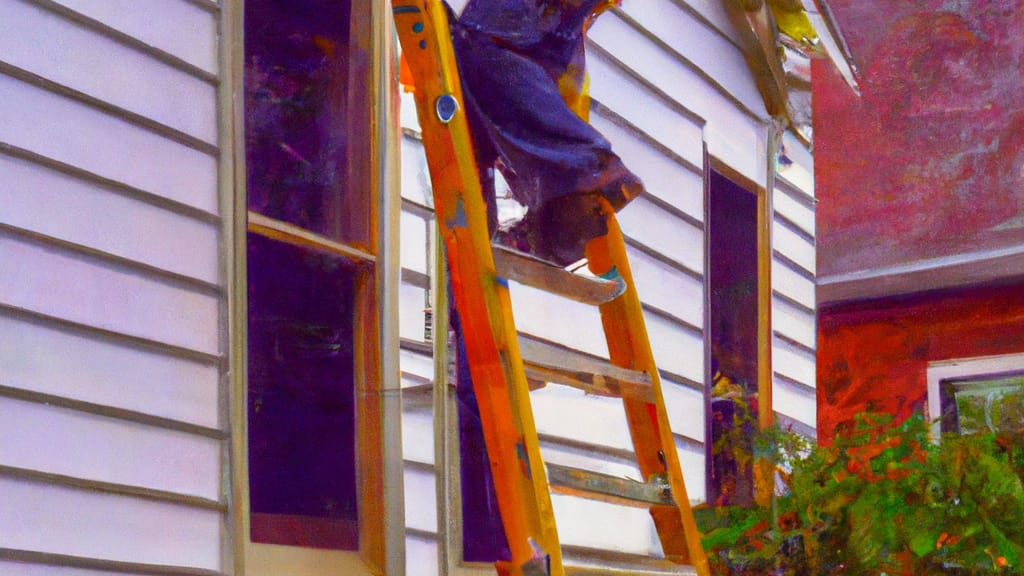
[926,353,1024,442]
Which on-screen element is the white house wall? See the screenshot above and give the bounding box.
[0,0,226,573]
[772,133,818,438]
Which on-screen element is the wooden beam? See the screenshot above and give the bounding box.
[518,335,654,402]
[492,245,624,306]
[546,463,674,508]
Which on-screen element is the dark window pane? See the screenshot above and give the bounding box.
[707,170,759,507]
[247,233,358,549]
[244,0,371,246]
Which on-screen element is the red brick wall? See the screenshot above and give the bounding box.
[817,280,1024,443]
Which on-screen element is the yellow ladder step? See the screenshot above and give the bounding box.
[493,244,624,306]
[545,463,674,508]
[518,334,654,402]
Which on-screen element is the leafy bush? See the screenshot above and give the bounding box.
[696,412,1024,575]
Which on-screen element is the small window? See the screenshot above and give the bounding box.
[243,0,375,552]
[939,372,1024,436]
[706,169,762,507]
[927,354,1024,441]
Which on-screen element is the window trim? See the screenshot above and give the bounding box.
[926,353,1024,442]
[222,0,403,572]
[702,152,774,506]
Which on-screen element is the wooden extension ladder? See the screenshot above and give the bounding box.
[392,2,710,575]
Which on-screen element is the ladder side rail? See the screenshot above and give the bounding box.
[585,215,712,576]
[391,2,562,574]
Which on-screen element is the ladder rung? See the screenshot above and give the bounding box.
[546,463,675,509]
[518,335,654,402]
[493,244,623,305]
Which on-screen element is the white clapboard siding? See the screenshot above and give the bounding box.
[647,314,704,384]
[553,495,658,556]
[603,2,765,119]
[773,375,817,426]
[1,233,220,355]
[628,246,704,330]
[401,346,437,382]
[588,52,704,166]
[773,182,816,237]
[662,381,706,443]
[618,198,704,276]
[401,209,430,275]
[591,112,704,222]
[539,442,640,479]
[0,477,222,571]
[403,406,436,467]
[0,1,225,572]
[772,259,815,311]
[0,397,220,499]
[405,465,439,535]
[589,7,767,187]
[510,283,609,358]
[0,562,155,576]
[772,296,816,351]
[670,0,747,49]
[780,131,814,197]
[0,314,220,428]
[531,387,635,453]
[773,221,815,275]
[773,338,816,390]
[407,534,440,576]
[401,135,434,206]
[49,0,219,75]
[677,436,707,504]
[0,74,218,215]
[400,282,430,343]
[0,0,217,144]
[0,154,220,284]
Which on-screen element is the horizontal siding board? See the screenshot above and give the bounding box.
[618,197,704,276]
[772,339,816,389]
[532,387,634,453]
[666,0,745,49]
[539,442,639,479]
[403,465,437,534]
[772,260,815,310]
[661,382,705,443]
[646,313,703,384]
[0,154,220,284]
[0,477,221,570]
[676,436,706,504]
[402,407,435,466]
[0,561,152,576]
[705,117,765,189]
[628,246,703,330]
[772,375,816,426]
[602,2,765,118]
[773,185,815,237]
[0,0,217,144]
[48,0,219,75]
[0,233,220,355]
[400,136,432,206]
[773,221,815,274]
[511,283,608,358]
[400,210,429,275]
[0,74,218,215]
[588,51,704,166]
[0,314,219,429]
[400,347,435,382]
[591,113,704,222]
[399,282,428,344]
[0,397,220,500]
[771,296,816,351]
[552,495,655,555]
[405,535,439,576]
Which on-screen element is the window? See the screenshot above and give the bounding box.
[706,168,765,507]
[242,0,377,552]
[928,354,1024,440]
